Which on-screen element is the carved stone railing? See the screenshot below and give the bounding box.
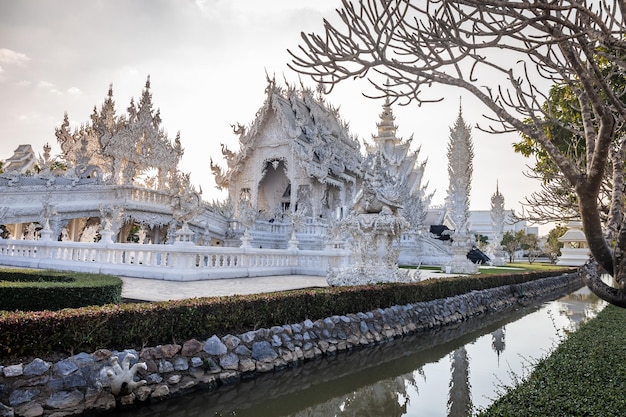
[0,238,350,281]
[226,217,331,250]
[0,182,230,242]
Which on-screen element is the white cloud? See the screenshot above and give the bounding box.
[0,48,30,65]
[38,80,55,89]
[67,86,82,96]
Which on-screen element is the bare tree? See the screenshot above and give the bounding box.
[289,0,626,307]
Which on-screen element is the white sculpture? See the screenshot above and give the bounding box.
[104,354,147,396]
[443,104,478,274]
[328,141,418,286]
[489,182,507,266]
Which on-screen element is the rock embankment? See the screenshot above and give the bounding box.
[0,272,582,417]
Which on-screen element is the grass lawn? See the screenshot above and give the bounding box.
[477,304,626,416]
[478,262,573,275]
[406,263,574,275]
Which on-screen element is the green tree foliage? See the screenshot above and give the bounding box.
[500,231,520,263]
[512,55,626,224]
[545,224,569,264]
[475,233,489,251]
[520,232,540,264]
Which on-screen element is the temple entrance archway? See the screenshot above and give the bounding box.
[257,159,290,220]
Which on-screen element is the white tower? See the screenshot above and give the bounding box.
[490,181,507,266]
[445,101,478,273]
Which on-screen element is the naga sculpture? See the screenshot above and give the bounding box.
[104,354,147,396]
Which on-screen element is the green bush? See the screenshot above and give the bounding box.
[0,269,122,311]
[0,269,571,359]
[478,305,626,416]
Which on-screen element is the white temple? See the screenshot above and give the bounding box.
[0,77,535,282]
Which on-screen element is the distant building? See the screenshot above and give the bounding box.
[3,145,36,174]
[466,210,528,243]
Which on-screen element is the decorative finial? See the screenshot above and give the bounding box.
[459,96,463,114]
[145,75,151,90]
[316,82,325,98]
[108,83,113,98]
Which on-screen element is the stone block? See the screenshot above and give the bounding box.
[54,360,77,377]
[135,386,151,402]
[119,393,135,406]
[150,384,170,400]
[85,390,115,412]
[179,377,196,390]
[271,334,282,347]
[156,344,181,359]
[203,335,227,356]
[157,360,174,374]
[173,357,189,371]
[23,359,51,377]
[63,373,87,389]
[234,345,251,356]
[219,353,239,370]
[181,339,203,356]
[238,358,255,373]
[251,341,278,362]
[9,389,39,406]
[190,357,204,368]
[240,330,256,344]
[167,375,181,384]
[3,365,23,378]
[145,373,162,384]
[15,403,43,417]
[45,390,84,409]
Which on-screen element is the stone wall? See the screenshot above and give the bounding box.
[0,272,582,417]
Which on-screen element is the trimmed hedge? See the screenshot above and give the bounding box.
[0,269,122,311]
[0,269,572,359]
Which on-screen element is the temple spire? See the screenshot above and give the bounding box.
[445,105,474,230]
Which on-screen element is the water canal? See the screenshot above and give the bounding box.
[113,286,604,417]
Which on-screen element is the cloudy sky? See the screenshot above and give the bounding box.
[0,0,544,228]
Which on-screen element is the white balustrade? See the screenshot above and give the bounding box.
[0,238,350,281]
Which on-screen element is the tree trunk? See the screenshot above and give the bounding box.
[580,263,626,308]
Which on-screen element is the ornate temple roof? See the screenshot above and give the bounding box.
[55,77,185,190]
[211,78,363,189]
[362,97,432,228]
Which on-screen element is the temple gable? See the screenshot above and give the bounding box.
[211,78,363,221]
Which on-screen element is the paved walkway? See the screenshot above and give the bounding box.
[121,275,330,301]
[121,270,455,301]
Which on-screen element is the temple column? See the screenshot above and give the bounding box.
[49,218,68,241]
[290,178,298,213]
[248,183,258,212]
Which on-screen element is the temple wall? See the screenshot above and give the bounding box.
[0,272,582,416]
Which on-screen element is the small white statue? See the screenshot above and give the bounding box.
[105,354,147,395]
